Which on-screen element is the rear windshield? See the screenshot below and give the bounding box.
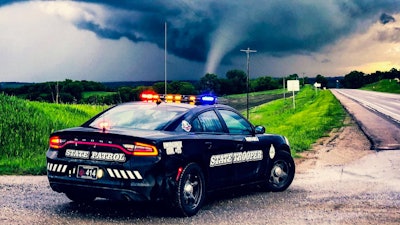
[88,104,189,130]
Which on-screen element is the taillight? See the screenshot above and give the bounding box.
[123,142,158,156]
[49,136,66,149]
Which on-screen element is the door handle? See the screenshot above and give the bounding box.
[205,142,212,149]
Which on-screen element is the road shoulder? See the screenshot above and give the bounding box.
[295,115,372,173]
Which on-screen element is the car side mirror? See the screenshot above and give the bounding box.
[254,125,265,134]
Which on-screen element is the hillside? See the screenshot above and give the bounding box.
[361,79,400,94]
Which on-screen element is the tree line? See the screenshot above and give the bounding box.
[341,68,400,88]
[2,79,111,103]
[1,70,298,104]
[3,67,397,104]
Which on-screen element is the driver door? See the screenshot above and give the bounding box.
[217,109,264,184]
[191,110,236,189]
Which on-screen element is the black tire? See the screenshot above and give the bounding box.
[174,163,206,217]
[266,151,295,192]
[65,191,96,203]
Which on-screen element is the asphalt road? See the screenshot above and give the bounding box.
[331,89,400,150]
[333,89,400,124]
[1,89,399,224]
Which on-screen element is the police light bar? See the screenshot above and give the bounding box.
[140,91,217,105]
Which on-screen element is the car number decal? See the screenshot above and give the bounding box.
[163,141,183,155]
[209,150,263,167]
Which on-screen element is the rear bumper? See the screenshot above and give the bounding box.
[46,160,173,202]
[48,178,151,201]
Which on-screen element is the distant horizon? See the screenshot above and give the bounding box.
[1,76,348,85]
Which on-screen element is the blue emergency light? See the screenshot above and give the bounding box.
[198,95,217,105]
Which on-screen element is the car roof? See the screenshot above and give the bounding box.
[116,101,239,116]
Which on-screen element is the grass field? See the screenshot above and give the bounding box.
[222,89,288,98]
[0,86,345,174]
[361,79,400,94]
[0,94,106,174]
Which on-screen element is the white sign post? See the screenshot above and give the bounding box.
[314,82,321,95]
[287,80,300,109]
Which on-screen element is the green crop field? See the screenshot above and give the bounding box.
[0,85,345,175]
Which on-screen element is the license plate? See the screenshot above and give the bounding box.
[77,165,98,180]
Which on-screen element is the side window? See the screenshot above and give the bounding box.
[191,118,203,132]
[192,110,224,133]
[219,110,252,135]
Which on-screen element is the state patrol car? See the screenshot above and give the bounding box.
[46,98,295,216]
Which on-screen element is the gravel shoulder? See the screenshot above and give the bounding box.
[295,116,372,173]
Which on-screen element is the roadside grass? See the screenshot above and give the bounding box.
[249,86,345,155]
[361,79,400,94]
[0,94,105,175]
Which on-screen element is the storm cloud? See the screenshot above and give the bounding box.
[1,1,400,82]
[70,0,400,73]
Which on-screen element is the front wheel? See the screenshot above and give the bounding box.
[266,151,295,192]
[173,163,206,217]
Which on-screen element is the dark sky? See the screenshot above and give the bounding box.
[1,0,400,82]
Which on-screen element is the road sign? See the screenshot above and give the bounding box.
[314,82,321,88]
[287,80,299,109]
[287,80,300,91]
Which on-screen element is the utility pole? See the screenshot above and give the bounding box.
[240,47,257,119]
[283,77,286,100]
[56,81,59,104]
[164,22,167,95]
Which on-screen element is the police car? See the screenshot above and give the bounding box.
[46,95,295,217]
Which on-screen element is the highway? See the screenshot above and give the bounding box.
[331,89,400,150]
[333,89,400,123]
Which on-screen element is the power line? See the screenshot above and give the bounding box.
[240,47,257,119]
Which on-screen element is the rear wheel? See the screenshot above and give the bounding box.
[65,191,96,203]
[266,151,295,192]
[174,163,206,217]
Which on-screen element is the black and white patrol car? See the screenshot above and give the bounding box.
[46,101,295,216]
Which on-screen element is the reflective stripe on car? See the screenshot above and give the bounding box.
[106,168,143,180]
